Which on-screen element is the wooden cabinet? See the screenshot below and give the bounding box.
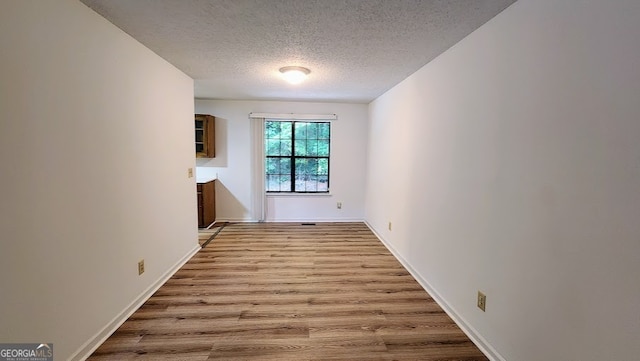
[195,114,215,158]
[197,180,216,228]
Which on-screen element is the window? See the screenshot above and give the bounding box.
[265,121,330,193]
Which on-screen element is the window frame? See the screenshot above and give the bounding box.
[265,120,331,194]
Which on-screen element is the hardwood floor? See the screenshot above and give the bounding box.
[88,223,488,360]
[198,223,224,246]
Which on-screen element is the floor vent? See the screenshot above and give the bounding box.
[301,223,316,226]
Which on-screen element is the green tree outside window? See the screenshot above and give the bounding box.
[265,121,330,192]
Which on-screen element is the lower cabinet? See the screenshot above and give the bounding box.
[197,180,216,228]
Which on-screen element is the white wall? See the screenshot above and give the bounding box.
[365,1,640,360]
[195,100,368,222]
[0,1,198,360]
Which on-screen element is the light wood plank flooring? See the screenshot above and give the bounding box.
[198,223,224,246]
[89,222,488,360]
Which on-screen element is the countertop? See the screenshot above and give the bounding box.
[196,175,217,184]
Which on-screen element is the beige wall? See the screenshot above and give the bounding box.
[366,0,640,360]
[195,99,369,222]
[0,1,197,359]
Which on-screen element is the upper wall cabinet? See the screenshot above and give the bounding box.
[195,114,215,158]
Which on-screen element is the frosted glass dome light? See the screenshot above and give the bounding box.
[279,66,310,84]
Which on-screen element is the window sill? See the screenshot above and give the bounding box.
[266,192,332,197]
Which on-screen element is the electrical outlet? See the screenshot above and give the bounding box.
[388,222,392,231]
[138,260,145,275]
[337,202,342,209]
[477,291,486,312]
[188,168,193,178]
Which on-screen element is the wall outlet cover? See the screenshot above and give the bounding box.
[477,291,486,312]
[138,260,145,275]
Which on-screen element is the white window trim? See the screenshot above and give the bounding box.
[266,192,332,197]
[250,112,337,121]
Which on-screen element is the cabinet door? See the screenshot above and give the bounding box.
[198,180,216,228]
[197,184,205,228]
[195,114,215,158]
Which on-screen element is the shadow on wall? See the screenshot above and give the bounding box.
[196,116,228,167]
[215,180,248,221]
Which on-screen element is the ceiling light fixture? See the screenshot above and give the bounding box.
[279,66,310,84]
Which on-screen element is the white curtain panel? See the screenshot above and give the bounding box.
[249,116,265,222]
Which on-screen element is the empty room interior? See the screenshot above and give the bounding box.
[1,0,639,360]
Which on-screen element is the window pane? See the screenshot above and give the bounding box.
[317,139,329,156]
[266,157,292,192]
[265,121,279,138]
[279,158,291,174]
[316,175,329,192]
[265,139,280,156]
[280,122,292,139]
[265,121,329,193]
[266,121,293,156]
[306,139,318,156]
[280,140,292,156]
[295,158,316,192]
[307,123,318,138]
[318,158,329,175]
[294,173,326,192]
[294,178,305,192]
[266,122,292,137]
[294,122,307,139]
[294,139,306,156]
[266,121,293,140]
[266,170,292,192]
[295,158,316,176]
[318,123,330,139]
[266,174,280,192]
[265,157,278,174]
[278,175,291,192]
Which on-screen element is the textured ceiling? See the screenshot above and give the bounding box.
[80,0,516,103]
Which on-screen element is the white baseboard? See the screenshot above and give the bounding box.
[216,218,364,223]
[69,244,201,361]
[364,221,505,361]
[264,218,365,223]
[217,218,366,223]
[215,217,254,222]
